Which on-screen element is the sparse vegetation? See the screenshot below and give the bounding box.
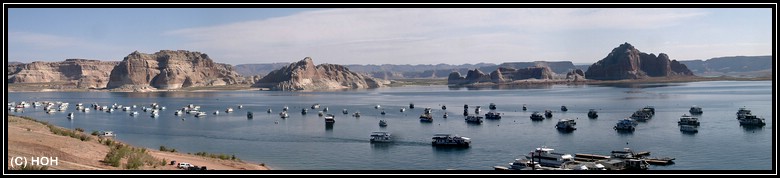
[103,143,159,169]
[159,145,177,152]
[13,114,92,142]
[192,151,239,161]
[91,131,100,136]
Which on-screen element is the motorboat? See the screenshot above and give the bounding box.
[555,119,577,131]
[213,111,219,115]
[525,147,574,168]
[475,106,482,114]
[399,108,405,112]
[370,131,392,143]
[614,118,637,131]
[465,115,484,124]
[587,109,598,118]
[409,103,415,109]
[247,111,254,119]
[283,106,289,112]
[99,131,115,137]
[380,110,386,115]
[530,112,545,121]
[431,134,470,147]
[443,112,448,118]
[689,105,703,114]
[678,114,700,126]
[560,105,568,112]
[420,107,433,122]
[267,108,272,113]
[324,114,335,123]
[301,108,308,115]
[352,112,361,117]
[375,105,381,109]
[280,111,289,118]
[489,103,497,110]
[379,120,388,127]
[544,110,553,118]
[485,111,501,119]
[225,108,234,113]
[311,103,320,109]
[441,105,447,110]
[738,114,766,126]
[195,112,207,117]
[522,104,527,111]
[343,109,349,114]
[736,107,752,119]
[323,107,329,112]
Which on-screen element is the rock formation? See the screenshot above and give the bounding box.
[585,43,694,80]
[448,66,554,85]
[252,57,387,91]
[7,59,119,88]
[106,50,243,90]
[566,69,586,81]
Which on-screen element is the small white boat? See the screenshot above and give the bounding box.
[375,105,381,109]
[99,131,115,137]
[379,120,388,127]
[213,111,220,115]
[689,105,703,114]
[555,119,577,131]
[324,114,335,123]
[280,111,289,118]
[130,111,139,116]
[431,134,470,147]
[311,104,320,109]
[301,108,308,115]
[267,108,272,113]
[323,107,329,112]
[370,131,392,143]
[195,112,207,117]
[283,106,289,111]
[174,110,183,116]
[238,105,243,109]
[225,108,234,113]
[400,108,405,112]
[67,112,75,119]
[342,109,348,114]
[353,112,361,117]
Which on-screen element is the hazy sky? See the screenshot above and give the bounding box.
[7,8,773,65]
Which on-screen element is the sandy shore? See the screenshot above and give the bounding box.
[6,115,269,170]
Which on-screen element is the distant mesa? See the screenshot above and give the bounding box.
[678,55,772,77]
[585,43,694,80]
[252,57,388,91]
[448,66,555,85]
[106,50,244,90]
[7,59,119,89]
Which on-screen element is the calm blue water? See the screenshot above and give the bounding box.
[7,81,773,170]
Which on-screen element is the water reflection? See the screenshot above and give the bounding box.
[447,84,554,90]
[741,125,764,133]
[118,92,219,98]
[325,122,334,131]
[595,83,683,89]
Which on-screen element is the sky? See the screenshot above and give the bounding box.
[6,8,774,65]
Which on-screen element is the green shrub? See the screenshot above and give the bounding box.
[75,128,85,132]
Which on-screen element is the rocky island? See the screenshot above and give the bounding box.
[252,57,388,91]
[106,50,245,91]
[7,59,119,89]
[585,42,694,80]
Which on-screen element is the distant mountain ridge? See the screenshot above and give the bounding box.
[234,62,587,80]
[678,55,772,77]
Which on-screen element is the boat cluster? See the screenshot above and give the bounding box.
[493,147,675,170]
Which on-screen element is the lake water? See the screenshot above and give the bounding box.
[7,81,773,170]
